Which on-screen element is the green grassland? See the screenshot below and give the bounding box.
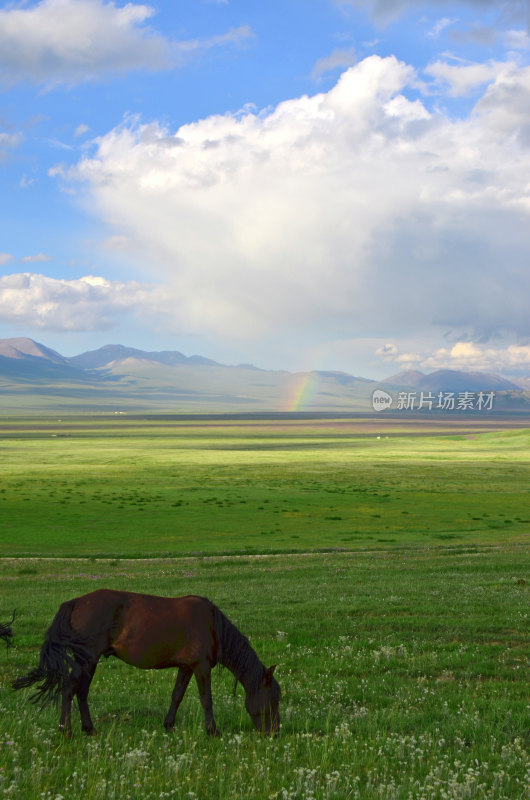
[0,550,528,799]
[0,416,528,798]
[0,417,529,556]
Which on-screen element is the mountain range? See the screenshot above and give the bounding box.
[380,368,520,393]
[0,337,527,414]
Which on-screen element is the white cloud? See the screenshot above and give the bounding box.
[79,275,111,287]
[473,64,530,145]
[375,339,530,377]
[0,272,165,331]
[427,17,456,39]
[423,341,530,374]
[375,343,399,358]
[424,58,512,96]
[0,131,22,158]
[503,29,530,50]
[20,253,52,263]
[74,124,90,138]
[312,48,357,80]
[335,1,529,25]
[101,235,130,251]
[0,0,171,87]
[395,352,423,364]
[174,25,254,63]
[0,2,255,88]
[0,253,13,265]
[20,174,36,188]
[61,55,530,349]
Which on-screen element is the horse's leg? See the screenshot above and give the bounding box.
[164,666,193,731]
[194,664,220,737]
[76,659,99,735]
[59,667,78,738]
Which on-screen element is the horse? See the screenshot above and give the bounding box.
[13,590,280,738]
[0,611,15,648]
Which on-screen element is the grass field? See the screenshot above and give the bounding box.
[0,416,529,557]
[0,416,528,798]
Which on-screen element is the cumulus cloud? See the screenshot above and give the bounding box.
[395,352,423,365]
[473,64,530,145]
[60,55,530,351]
[424,341,530,374]
[0,253,13,265]
[0,0,172,87]
[375,339,530,377]
[0,272,166,331]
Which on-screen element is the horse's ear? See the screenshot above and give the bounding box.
[264,665,277,685]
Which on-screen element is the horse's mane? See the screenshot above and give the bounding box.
[212,603,276,697]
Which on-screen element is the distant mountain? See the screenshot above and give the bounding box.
[0,337,379,412]
[421,369,519,393]
[381,368,520,393]
[314,370,374,387]
[0,337,66,364]
[0,337,89,382]
[0,336,527,414]
[69,344,220,370]
[382,369,426,388]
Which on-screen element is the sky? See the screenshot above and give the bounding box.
[0,0,529,380]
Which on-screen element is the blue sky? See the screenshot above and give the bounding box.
[0,0,529,379]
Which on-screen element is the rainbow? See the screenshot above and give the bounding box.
[284,371,320,412]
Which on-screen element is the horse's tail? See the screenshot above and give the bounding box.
[12,600,93,708]
[0,610,15,648]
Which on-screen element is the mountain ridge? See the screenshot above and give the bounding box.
[381,368,520,393]
[69,343,220,370]
[0,337,67,364]
[0,337,524,390]
[0,337,527,413]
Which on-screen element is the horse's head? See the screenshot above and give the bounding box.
[245,664,281,735]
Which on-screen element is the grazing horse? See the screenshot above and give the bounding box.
[0,611,15,648]
[13,590,280,737]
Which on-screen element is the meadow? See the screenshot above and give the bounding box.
[0,416,529,557]
[0,415,528,799]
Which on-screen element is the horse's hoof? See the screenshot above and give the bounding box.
[83,727,97,736]
[207,728,221,738]
[59,727,72,739]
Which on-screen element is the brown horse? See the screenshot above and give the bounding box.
[13,590,280,737]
